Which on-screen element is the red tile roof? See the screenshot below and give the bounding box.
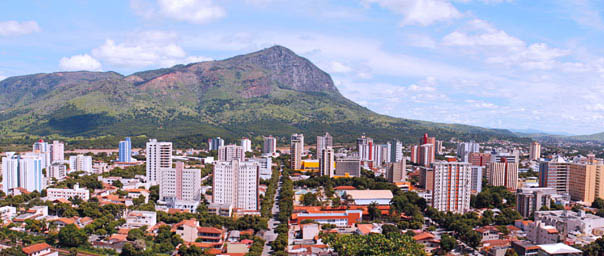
[22,243,51,254]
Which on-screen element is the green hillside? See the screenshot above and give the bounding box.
[0,46,524,148]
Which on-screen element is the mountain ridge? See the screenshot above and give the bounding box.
[0,45,526,146]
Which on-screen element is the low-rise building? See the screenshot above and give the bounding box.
[125,210,156,228]
[534,210,604,240]
[22,242,58,256]
[46,184,90,201]
[536,243,582,255]
[343,190,393,205]
[290,209,363,227]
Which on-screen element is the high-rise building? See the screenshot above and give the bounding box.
[529,141,541,161]
[387,160,406,182]
[516,187,557,218]
[290,134,304,170]
[420,168,434,191]
[316,133,333,160]
[146,139,172,184]
[470,166,483,193]
[241,138,252,153]
[431,161,472,213]
[420,168,435,191]
[50,140,64,164]
[218,145,245,162]
[69,155,93,173]
[2,152,44,193]
[418,133,436,167]
[419,143,435,167]
[32,139,51,169]
[263,136,277,155]
[568,163,604,204]
[491,151,520,165]
[320,147,335,177]
[457,141,480,162]
[334,158,361,177]
[159,162,201,203]
[486,158,518,191]
[118,137,132,163]
[389,141,403,163]
[373,144,390,166]
[468,152,491,167]
[436,140,444,155]
[208,137,225,151]
[213,160,259,211]
[48,162,68,181]
[410,145,419,163]
[357,136,374,167]
[250,156,273,180]
[539,157,571,194]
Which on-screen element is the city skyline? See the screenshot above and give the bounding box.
[3,1,604,134]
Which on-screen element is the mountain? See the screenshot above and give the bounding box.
[0,46,525,147]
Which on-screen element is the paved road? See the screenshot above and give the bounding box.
[262,169,282,256]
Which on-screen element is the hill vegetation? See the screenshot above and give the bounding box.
[0,46,526,148]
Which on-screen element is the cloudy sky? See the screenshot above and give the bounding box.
[2,0,604,135]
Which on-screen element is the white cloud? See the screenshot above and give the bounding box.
[327,61,353,73]
[362,0,462,26]
[91,32,212,68]
[0,75,6,81]
[59,54,102,71]
[443,19,571,70]
[131,0,225,24]
[0,20,40,36]
[443,19,524,48]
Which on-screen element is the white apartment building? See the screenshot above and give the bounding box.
[213,160,259,211]
[251,156,273,180]
[125,210,157,228]
[431,161,472,213]
[320,147,335,177]
[316,132,333,159]
[218,145,245,162]
[48,162,68,181]
[2,152,44,193]
[263,136,277,155]
[241,138,252,153]
[146,139,172,184]
[69,155,92,173]
[159,162,201,204]
[50,140,64,163]
[290,134,304,170]
[47,184,90,201]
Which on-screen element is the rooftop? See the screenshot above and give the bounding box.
[344,190,393,200]
[537,243,582,254]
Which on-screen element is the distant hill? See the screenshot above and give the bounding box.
[0,45,525,147]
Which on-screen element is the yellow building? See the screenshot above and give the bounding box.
[569,163,604,204]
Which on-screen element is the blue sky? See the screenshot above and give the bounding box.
[2,0,604,135]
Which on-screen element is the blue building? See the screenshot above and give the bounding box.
[209,137,225,151]
[119,137,132,162]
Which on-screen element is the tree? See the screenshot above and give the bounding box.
[505,249,519,256]
[381,224,399,235]
[58,224,88,247]
[463,230,482,249]
[302,192,319,206]
[127,228,145,241]
[592,198,604,209]
[440,234,457,252]
[368,202,382,221]
[120,243,140,256]
[322,232,426,255]
[178,244,206,256]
